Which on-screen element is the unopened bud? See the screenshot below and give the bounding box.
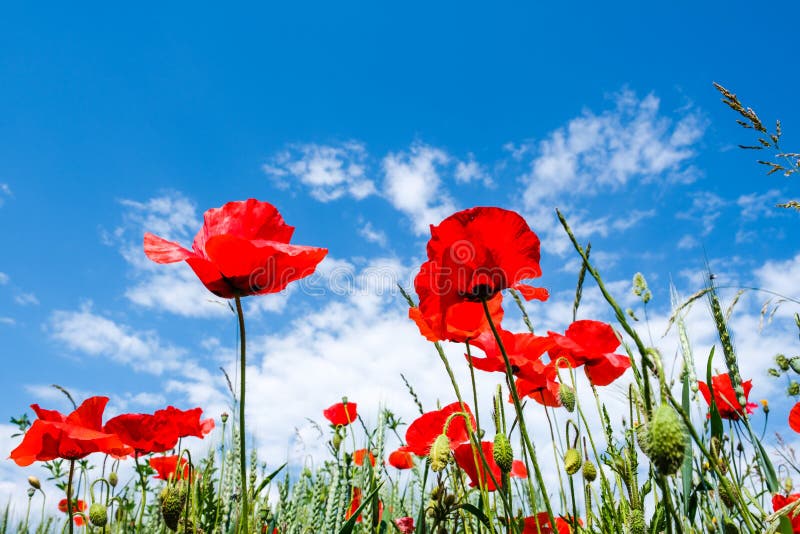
[89,502,108,527]
[790,357,800,375]
[785,477,794,493]
[26,488,35,498]
[221,412,229,424]
[108,472,118,487]
[564,448,582,476]
[27,476,40,490]
[429,434,451,472]
[776,354,790,371]
[582,459,597,482]
[493,433,514,473]
[558,383,576,413]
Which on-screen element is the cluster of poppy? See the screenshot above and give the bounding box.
[408,207,631,407]
[9,396,214,478]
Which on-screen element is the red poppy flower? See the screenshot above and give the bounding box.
[452,441,527,491]
[514,360,563,407]
[698,374,757,421]
[467,327,553,375]
[522,513,580,534]
[10,397,131,466]
[411,207,547,342]
[394,516,415,534]
[773,493,800,533]
[323,402,357,426]
[345,487,384,524]
[150,455,190,480]
[387,446,415,470]
[58,499,87,526]
[547,320,631,386]
[144,199,328,299]
[790,403,800,434]
[104,406,214,455]
[353,448,376,467]
[405,402,476,457]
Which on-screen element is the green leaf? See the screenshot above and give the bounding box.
[456,503,491,528]
[253,463,287,498]
[681,370,693,515]
[338,482,384,534]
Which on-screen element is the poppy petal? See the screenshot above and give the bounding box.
[192,199,295,254]
[144,233,194,264]
[512,283,550,302]
[790,402,800,434]
[584,353,630,386]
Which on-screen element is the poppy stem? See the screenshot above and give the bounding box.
[234,294,249,534]
[66,459,75,534]
[480,297,557,534]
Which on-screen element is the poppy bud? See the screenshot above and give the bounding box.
[558,383,576,413]
[760,399,769,414]
[429,434,451,472]
[647,405,685,476]
[89,502,108,527]
[221,412,229,424]
[27,476,40,490]
[160,483,187,531]
[628,509,646,534]
[790,357,800,375]
[332,432,343,452]
[776,354,790,371]
[26,488,35,498]
[634,422,650,457]
[108,472,118,487]
[788,381,800,396]
[443,494,457,507]
[564,448,582,476]
[493,433,514,473]
[768,368,781,377]
[582,459,597,482]
[785,477,794,493]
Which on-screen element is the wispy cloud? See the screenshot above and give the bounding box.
[49,302,186,375]
[263,142,376,202]
[14,292,38,306]
[521,90,704,208]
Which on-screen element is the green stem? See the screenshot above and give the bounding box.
[213,418,227,534]
[234,294,249,534]
[481,297,557,533]
[134,454,147,530]
[24,493,32,534]
[66,459,75,534]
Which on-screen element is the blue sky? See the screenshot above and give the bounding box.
[1,0,799,511]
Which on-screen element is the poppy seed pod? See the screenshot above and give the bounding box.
[564,448,582,475]
[493,433,514,473]
[647,405,685,476]
[429,434,451,472]
[558,383,576,412]
[582,459,597,482]
[635,422,650,457]
[89,502,108,527]
[776,354,790,371]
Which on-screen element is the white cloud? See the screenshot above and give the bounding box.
[49,303,185,375]
[14,292,38,306]
[737,189,783,220]
[675,191,727,236]
[125,264,229,318]
[0,272,8,285]
[521,90,704,208]
[263,142,376,202]
[118,194,199,244]
[382,144,456,234]
[357,221,388,247]
[754,253,800,313]
[454,154,493,186]
[677,234,699,250]
[0,183,11,207]
[0,317,15,325]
